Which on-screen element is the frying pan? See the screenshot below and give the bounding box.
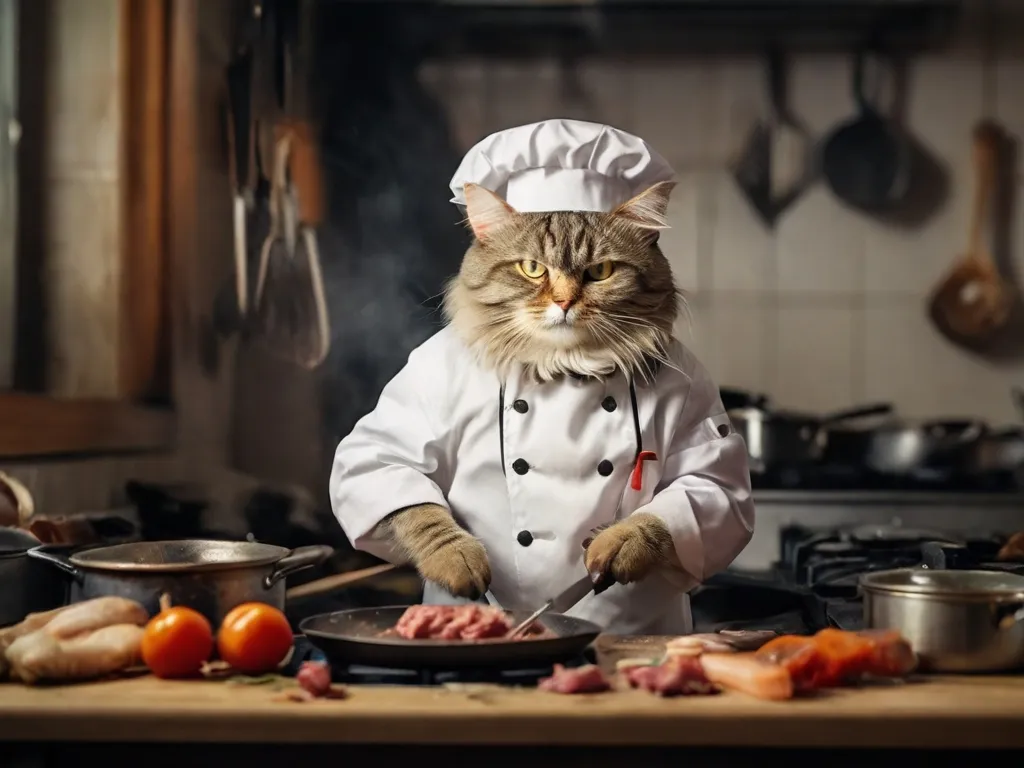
[300,606,601,669]
[821,49,911,212]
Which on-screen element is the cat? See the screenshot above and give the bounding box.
[373,181,684,600]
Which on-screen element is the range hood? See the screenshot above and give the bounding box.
[324,0,963,56]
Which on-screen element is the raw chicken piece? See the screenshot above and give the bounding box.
[665,630,778,657]
[624,656,718,697]
[700,653,794,701]
[6,624,145,684]
[42,597,149,640]
[538,664,611,694]
[0,606,73,676]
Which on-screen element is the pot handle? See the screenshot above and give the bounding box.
[820,402,894,427]
[996,603,1024,631]
[264,544,333,589]
[27,546,85,584]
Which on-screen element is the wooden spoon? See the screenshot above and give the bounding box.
[928,121,1014,346]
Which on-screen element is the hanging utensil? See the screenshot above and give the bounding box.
[732,51,810,226]
[821,49,912,213]
[928,121,1014,348]
[226,50,254,319]
[252,129,330,368]
[766,50,812,208]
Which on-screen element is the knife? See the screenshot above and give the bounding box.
[507,573,596,639]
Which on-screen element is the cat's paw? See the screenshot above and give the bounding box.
[417,534,492,600]
[584,513,673,585]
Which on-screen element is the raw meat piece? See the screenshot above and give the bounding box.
[700,652,794,701]
[665,630,778,657]
[538,663,611,694]
[0,606,73,677]
[624,656,718,697]
[756,628,916,689]
[296,661,332,696]
[998,531,1024,561]
[6,624,145,684]
[292,661,347,700]
[392,605,521,640]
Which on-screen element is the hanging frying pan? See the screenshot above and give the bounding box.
[821,49,912,212]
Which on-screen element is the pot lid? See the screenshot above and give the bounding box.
[0,527,40,556]
[69,539,290,572]
[860,568,1024,598]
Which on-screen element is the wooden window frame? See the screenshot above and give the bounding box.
[0,0,181,460]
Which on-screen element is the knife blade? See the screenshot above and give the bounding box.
[548,573,595,615]
[507,574,594,639]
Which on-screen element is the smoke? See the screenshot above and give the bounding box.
[308,9,471,453]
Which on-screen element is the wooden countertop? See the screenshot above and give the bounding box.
[0,636,1022,748]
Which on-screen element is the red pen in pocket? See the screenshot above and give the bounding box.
[630,450,658,491]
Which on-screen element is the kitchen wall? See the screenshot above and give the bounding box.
[419,23,1024,425]
[0,0,252,524]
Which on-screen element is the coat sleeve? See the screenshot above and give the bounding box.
[329,342,453,563]
[638,349,755,587]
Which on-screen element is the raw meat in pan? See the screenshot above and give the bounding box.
[665,630,778,657]
[389,605,547,641]
[624,656,718,697]
[538,664,611,694]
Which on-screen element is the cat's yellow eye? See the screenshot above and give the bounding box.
[517,260,547,280]
[585,262,615,281]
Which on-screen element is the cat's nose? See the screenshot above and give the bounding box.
[555,299,576,312]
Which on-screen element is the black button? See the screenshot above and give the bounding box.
[513,399,529,414]
[601,396,617,412]
[598,460,614,476]
[512,458,530,475]
[517,530,533,547]
[718,423,730,437]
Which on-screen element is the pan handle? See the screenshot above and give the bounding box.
[27,546,85,585]
[820,402,894,427]
[264,544,333,589]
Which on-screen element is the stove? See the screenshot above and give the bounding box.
[698,522,1022,635]
[282,634,596,686]
[752,463,1019,493]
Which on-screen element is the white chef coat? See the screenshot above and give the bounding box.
[330,325,755,635]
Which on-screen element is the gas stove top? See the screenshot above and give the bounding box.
[697,522,1021,635]
[284,635,596,686]
[777,522,1019,598]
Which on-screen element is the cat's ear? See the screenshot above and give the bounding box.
[463,183,518,240]
[611,181,676,230]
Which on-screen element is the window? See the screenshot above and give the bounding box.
[0,0,175,458]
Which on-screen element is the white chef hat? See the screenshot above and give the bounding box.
[449,119,676,214]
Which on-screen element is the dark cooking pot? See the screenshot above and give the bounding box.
[825,418,987,477]
[28,540,332,626]
[727,397,893,472]
[0,529,68,628]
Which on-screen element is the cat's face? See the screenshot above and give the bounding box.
[443,181,680,381]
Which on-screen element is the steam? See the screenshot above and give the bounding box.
[312,16,469,449]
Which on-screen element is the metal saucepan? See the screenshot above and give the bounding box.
[825,418,988,477]
[0,529,68,628]
[28,540,332,627]
[861,568,1024,672]
[300,606,602,670]
[727,394,893,472]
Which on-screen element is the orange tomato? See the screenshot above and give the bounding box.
[217,602,293,674]
[141,597,214,679]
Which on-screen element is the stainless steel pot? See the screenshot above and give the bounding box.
[861,568,1024,673]
[728,401,892,472]
[28,540,332,626]
[0,529,68,627]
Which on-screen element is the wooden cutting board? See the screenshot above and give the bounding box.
[0,636,1022,748]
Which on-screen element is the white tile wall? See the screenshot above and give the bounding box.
[423,43,1024,425]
